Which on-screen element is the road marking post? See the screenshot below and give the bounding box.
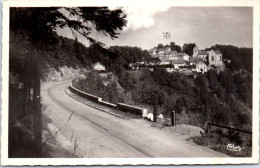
[171,111,176,127]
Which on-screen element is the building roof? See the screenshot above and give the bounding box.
[160,57,170,62]
[93,62,105,68]
[148,47,157,53]
[196,61,206,65]
[190,57,204,63]
[165,50,172,55]
[198,51,209,55]
[203,49,222,55]
[160,61,171,64]
[177,53,189,56]
[157,49,165,52]
[171,51,178,54]
[171,59,186,64]
[169,53,178,57]
[152,53,164,58]
[158,53,165,57]
[214,50,221,54]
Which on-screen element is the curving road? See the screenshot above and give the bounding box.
[41,80,227,158]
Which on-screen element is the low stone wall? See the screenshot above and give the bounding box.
[69,84,102,103]
[69,83,148,117]
[117,103,148,117]
[98,100,117,109]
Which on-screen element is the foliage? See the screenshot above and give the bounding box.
[192,130,252,157]
[138,81,165,106]
[73,72,128,104]
[9,7,127,157]
[170,42,182,52]
[182,43,196,56]
[205,44,253,73]
[11,7,126,44]
[157,44,164,49]
[109,46,151,65]
[109,67,252,130]
[154,42,182,52]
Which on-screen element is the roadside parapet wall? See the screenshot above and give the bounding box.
[98,100,117,109]
[117,103,148,117]
[69,83,148,117]
[69,84,102,103]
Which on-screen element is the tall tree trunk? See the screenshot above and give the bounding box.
[153,103,157,122]
[23,56,28,115]
[33,52,42,154]
[24,51,31,115]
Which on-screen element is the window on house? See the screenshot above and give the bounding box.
[212,56,214,61]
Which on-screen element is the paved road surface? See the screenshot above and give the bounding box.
[42,80,227,158]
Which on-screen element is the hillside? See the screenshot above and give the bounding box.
[9,28,253,157]
[74,68,252,130]
[72,67,252,157]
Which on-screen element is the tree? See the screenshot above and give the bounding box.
[10,7,127,154]
[74,36,85,67]
[206,70,219,90]
[182,43,196,56]
[170,42,182,53]
[157,43,164,49]
[138,82,165,122]
[216,86,226,101]
[109,46,151,65]
[218,70,235,95]
[175,96,195,114]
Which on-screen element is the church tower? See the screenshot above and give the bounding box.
[192,46,199,57]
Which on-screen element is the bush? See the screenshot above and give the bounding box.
[73,72,131,104]
[192,131,252,157]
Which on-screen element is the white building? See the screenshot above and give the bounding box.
[172,59,186,68]
[183,53,190,61]
[193,46,223,67]
[196,62,207,74]
[159,61,171,65]
[93,62,106,71]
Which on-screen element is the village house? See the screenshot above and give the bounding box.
[148,46,171,56]
[208,49,223,66]
[165,50,177,56]
[148,47,157,55]
[138,44,224,74]
[164,46,171,51]
[171,59,186,68]
[159,56,171,64]
[176,53,189,61]
[93,62,106,71]
[156,49,166,55]
[182,53,190,61]
[193,46,223,67]
[166,52,189,61]
[189,57,204,66]
[197,51,208,60]
[192,46,199,57]
[196,61,207,74]
[159,61,171,65]
[168,54,179,60]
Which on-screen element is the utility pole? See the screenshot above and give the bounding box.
[23,49,29,115]
[171,110,176,126]
[153,103,157,122]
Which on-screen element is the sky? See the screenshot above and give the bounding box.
[57,7,253,50]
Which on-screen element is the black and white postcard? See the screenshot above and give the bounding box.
[1,0,259,166]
